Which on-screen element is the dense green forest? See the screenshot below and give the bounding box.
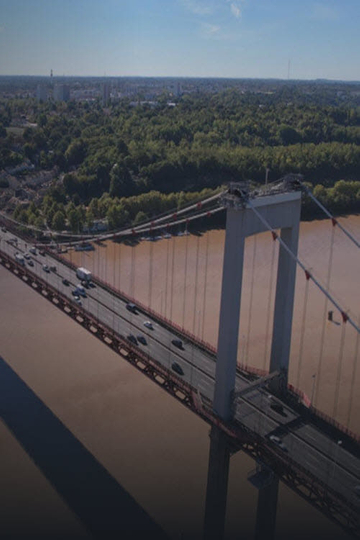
[1,83,360,231]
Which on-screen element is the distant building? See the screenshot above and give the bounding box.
[101,83,110,104]
[53,84,70,102]
[169,81,182,98]
[36,85,47,102]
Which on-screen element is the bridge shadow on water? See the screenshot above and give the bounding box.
[0,356,168,539]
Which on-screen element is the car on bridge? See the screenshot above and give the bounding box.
[268,435,288,452]
[24,253,31,260]
[73,296,82,306]
[143,321,153,330]
[127,334,138,345]
[268,396,287,416]
[62,278,70,286]
[75,285,87,297]
[42,264,50,273]
[137,335,147,345]
[171,339,183,349]
[29,247,37,255]
[39,249,45,256]
[126,303,138,314]
[171,362,184,376]
[27,259,34,267]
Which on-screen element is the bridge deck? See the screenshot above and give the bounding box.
[0,228,359,537]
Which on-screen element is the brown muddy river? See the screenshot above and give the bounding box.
[0,214,359,539]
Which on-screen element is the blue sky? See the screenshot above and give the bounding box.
[0,0,359,80]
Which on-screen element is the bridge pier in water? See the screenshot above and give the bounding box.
[204,185,301,539]
[254,469,279,540]
[203,426,231,540]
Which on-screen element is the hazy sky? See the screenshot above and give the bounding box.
[0,0,359,80]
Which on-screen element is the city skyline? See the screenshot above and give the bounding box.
[0,0,359,81]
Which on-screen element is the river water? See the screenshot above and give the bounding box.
[0,215,359,538]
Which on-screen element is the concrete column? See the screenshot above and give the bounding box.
[203,426,231,540]
[255,475,279,540]
[214,208,246,420]
[270,205,300,379]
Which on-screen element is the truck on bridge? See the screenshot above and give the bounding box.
[76,267,92,283]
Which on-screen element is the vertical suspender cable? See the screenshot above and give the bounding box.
[263,234,277,371]
[244,235,257,366]
[130,239,135,300]
[201,230,210,342]
[182,223,189,330]
[314,221,336,406]
[164,228,170,320]
[332,322,347,421]
[118,241,122,293]
[346,316,360,429]
[148,228,154,310]
[169,234,176,323]
[295,272,311,390]
[193,234,200,336]
[112,241,116,333]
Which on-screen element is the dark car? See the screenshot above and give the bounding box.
[42,264,50,273]
[81,280,89,289]
[137,335,147,346]
[171,362,184,376]
[171,339,183,349]
[127,334,138,345]
[126,303,138,314]
[62,278,70,286]
[27,259,34,267]
[1,227,7,233]
[50,265,57,272]
[270,401,286,416]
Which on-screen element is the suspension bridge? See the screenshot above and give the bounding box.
[0,175,359,539]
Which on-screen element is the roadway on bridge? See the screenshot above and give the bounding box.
[0,231,359,517]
